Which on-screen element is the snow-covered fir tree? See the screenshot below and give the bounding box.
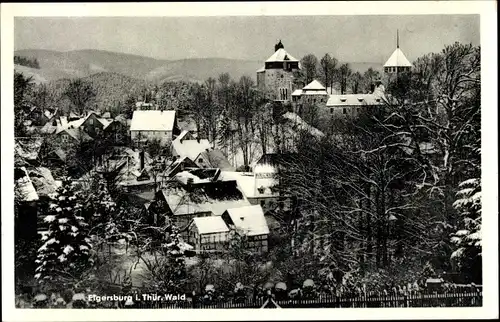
[141,225,187,294]
[35,178,93,284]
[451,175,482,282]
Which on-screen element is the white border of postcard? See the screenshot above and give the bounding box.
[1,1,497,321]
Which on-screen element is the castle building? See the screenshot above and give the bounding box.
[257,40,300,102]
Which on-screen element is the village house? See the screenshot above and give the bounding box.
[221,205,270,254]
[291,79,329,114]
[130,110,178,146]
[219,153,297,214]
[325,88,385,118]
[166,156,199,178]
[79,111,113,139]
[150,179,250,234]
[187,216,230,252]
[54,127,93,149]
[195,149,235,171]
[171,131,211,160]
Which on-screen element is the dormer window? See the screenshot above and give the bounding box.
[357,98,364,102]
[257,186,265,194]
[340,98,347,102]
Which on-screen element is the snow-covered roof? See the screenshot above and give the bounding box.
[303,80,326,91]
[130,110,176,132]
[57,128,93,142]
[176,130,193,142]
[256,66,265,73]
[192,216,229,235]
[326,93,385,107]
[28,167,62,197]
[54,117,86,134]
[220,171,256,198]
[265,48,298,63]
[15,137,44,162]
[282,112,325,138]
[161,185,250,217]
[135,101,154,108]
[98,118,113,129]
[384,48,412,67]
[175,171,211,185]
[197,150,234,170]
[225,205,270,236]
[292,89,303,96]
[172,138,211,161]
[15,167,39,202]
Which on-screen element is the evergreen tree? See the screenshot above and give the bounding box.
[141,225,187,294]
[34,179,93,285]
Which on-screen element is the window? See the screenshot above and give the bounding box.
[260,200,266,207]
[89,118,94,125]
[330,108,333,114]
[343,108,347,115]
[198,158,203,163]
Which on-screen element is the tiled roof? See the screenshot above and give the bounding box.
[192,216,229,235]
[130,110,176,132]
[225,205,270,236]
[265,48,299,63]
[384,48,412,67]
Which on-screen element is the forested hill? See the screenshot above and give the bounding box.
[14,49,262,84]
[45,72,147,113]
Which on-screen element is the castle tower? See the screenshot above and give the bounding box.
[257,40,300,102]
[383,30,412,75]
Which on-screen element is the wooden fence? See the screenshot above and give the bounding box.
[129,291,482,309]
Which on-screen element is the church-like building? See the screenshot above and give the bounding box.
[256,40,300,102]
[258,33,412,118]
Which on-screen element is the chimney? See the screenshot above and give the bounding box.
[196,137,200,143]
[139,150,145,170]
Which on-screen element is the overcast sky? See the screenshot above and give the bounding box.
[15,15,479,63]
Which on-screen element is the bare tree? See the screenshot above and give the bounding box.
[301,54,319,85]
[338,63,352,95]
[319,54,338,93]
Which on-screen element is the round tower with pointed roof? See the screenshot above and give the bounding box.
[257,40,300,102]
[384,30,412,75]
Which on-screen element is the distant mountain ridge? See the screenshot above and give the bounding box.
[14,49,383,84]
[14,49,263,84]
